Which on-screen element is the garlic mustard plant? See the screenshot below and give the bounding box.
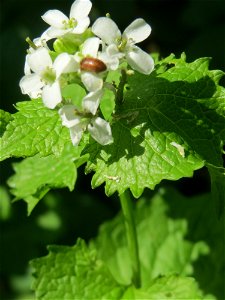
[1,0,225,298]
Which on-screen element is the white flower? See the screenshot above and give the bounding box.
[41,0,92,40]
[59,104,113,146]
[92,17,154,75]
[20,47,78,108]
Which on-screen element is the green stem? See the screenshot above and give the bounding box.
[119,190,141,288]
[115,69,127,105]
[25,37,38,50]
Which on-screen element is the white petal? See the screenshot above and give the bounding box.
[106,44,121,57]
[41,10,68,29]
[59,105,81,128]
[42,81,62,109]
[100,44,124,70]
[72,17,90,34]
[70,0,92,20]
[39,29,53,43]
[27,48,52,74]
[123,18,151,44]
[32,36,49,48]
[69,125,84,146]
[98,51,119,71]
[53,53,78,78]
[126,46,154,75]
[29,90,42,99]
[32,37,42,47]
[82,89,103,115]
[19,74,44,94]
[74,52,83,64]
[92,17,121,45]
[81,72,103,92]
[24,55,31,75]
[88,117,113,145]
[43,27,69,39]
[82,37,100,57]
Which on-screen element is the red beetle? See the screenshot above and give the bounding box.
[80,57,107,73]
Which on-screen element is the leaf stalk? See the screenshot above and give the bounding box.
[119,189,141,288]
[115,69,127,105]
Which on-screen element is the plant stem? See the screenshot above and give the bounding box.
[115,69,127,105]
[119,190,141,288]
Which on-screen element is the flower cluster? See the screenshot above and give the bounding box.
[19,0,154,146]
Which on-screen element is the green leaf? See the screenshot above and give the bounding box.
[122,275,206,299]
[0,109,12,137]
[7,143,82,214]
[100,89,115,120]
[31,239,127,300]
[61,83,86,108]
[53,30,93,54]
[31,242,205,300]
[0,100,70,161]
[163,188,224,300]
[92,187,224,299]
[85,55,225,198]
[91,190,209,287]
[31,190,211,299]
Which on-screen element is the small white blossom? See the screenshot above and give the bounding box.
[42,0,92,40]
[92,17,154,74]
[20,47,78,108]
[59,104,113,146]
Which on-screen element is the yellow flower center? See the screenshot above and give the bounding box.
[116,37,127,51]
[41,67,56,84]
[62,18,78,30]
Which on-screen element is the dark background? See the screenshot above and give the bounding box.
[0,0,224,299]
